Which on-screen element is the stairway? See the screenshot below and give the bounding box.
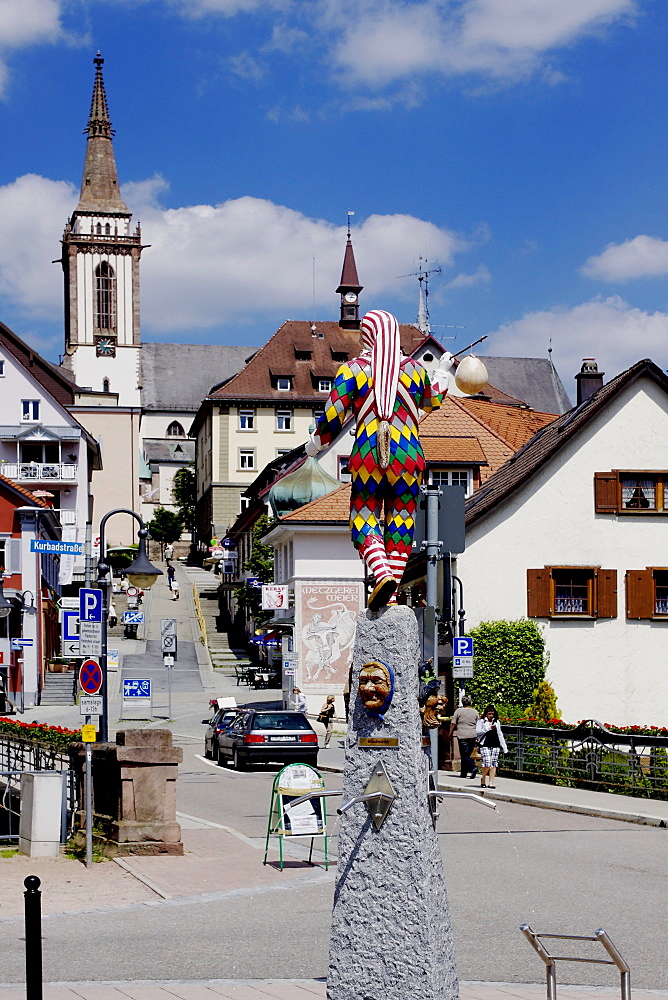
[185,568,253,673]
[41,670,75,706]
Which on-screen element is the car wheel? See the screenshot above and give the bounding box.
[233,747,246,771]
[212,741,220,764]
[305,755,318,768]
[204,742,212,759]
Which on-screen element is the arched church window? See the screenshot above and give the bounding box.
[105,223,111,235]
[96,223,102,235]
[102,378,110,393]
[95,262,116,330]
[167,421,185,437]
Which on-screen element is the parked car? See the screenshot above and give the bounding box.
[202,707,239,761]
[217,710,319,770]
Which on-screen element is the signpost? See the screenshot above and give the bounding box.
[79,589,103,658]
[163,652,175,719]
[452,636,474,685]
[261,584,288,610]
[61,610,80,657]
[160,619,177,656]
[122,611,144,625]
[79,658,103,696]
[80,723,96,869]
[30,539,83,555]
[11,638,34,649]
[122,678,152,719]
[80,695,103,716]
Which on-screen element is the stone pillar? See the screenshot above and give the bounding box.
[328,605,458,1000]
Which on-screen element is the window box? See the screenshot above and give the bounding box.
[527,566,617,619]
[626,568,668,619]
[594,471,668,514]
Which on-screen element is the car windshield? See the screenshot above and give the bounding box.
[253,713,311,731]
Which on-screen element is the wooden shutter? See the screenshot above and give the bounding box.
[596,569,617,618]
[594,473,619,513]
[625,569,653,619]
[5,538,21,576]
[527,568,551,617]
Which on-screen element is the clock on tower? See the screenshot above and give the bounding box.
[95,336,116,357]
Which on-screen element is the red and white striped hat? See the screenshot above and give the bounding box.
[360,310,400,422]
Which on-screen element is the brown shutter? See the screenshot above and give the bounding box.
[527,568,551,617]
[594,473,619,513]
[625,569,654,619]
[596,569,617,618]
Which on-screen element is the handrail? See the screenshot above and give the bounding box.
[192,585,207,645]
[520,925,630,1000]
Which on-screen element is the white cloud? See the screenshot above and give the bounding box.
[582,235,668,281]
[0,0,66,96]
[444,265,491,290]
[317,0,637,89]
[487,295,668,390]
[0,172,471,335]
[0,174,76,314]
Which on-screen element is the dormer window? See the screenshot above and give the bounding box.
[295,349,312,361]
[167,421,185,437]
[276,377,292,391]
[318,378,332,393]
[331,351,348,363]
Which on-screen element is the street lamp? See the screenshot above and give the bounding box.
[97,509,162,741]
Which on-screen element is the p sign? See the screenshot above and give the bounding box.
[79,588,103,623]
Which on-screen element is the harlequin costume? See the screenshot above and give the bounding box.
[308,310,447,610]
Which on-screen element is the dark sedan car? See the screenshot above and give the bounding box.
[217,710,318,770]
[203,707,239,761]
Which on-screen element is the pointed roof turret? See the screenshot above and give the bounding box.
[336,217,363,295]
[75,53,130,214]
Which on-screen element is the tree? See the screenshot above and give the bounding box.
[464,618,548,712]
[147,507,183,554]
[172,466,196,534]
[233,514,275,627]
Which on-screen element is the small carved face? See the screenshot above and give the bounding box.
[359,661,391,712]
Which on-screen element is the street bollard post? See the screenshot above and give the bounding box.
[24,875,42,1000]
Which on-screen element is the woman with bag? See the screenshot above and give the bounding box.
[476,704,507,788]
[317,695,337,749]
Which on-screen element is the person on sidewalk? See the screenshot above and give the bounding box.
[167,564,176,590]
[171,579,180,601]
[293,687,307,713]
[476,705,508,788]
[317,695,337,749]
[449,695,480,779]
[164,543,174,562]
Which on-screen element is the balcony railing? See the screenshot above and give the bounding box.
[1,463,77,482]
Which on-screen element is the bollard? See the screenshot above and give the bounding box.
[24,875,42,1000]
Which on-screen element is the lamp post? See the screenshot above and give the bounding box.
[96,509,162,741]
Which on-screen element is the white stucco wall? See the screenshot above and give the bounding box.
[70,345,141,406]
[460,376,668,725]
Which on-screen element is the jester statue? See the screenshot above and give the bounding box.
[306,309,452,612]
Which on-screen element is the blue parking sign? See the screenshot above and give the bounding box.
[79,588,103,623]
[453,637,474,657]
[123,678,151,698]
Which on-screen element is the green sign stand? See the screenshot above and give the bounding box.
[263,763,329,871]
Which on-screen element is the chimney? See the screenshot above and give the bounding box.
[575,358,604,405]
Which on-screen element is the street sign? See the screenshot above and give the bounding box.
[61,610,80,656]
[452,664,474,679]
[81,724,96,743]
[79,588,103,622]
[11,638,34,648]
[453,637,473,678]
[79,620,102,657]
[123,678,151,698]
[122,611,144,625]
[222,537,234,549]
[161,619,177,635]
[80,695,103,716]
[247,577,262,588]
[161,633,177,654]
[107,649,120,671]
[262,584,288,610]
[31,539,83,555]
[79,658,103,695]
[453,637,473,657]
[126,586,139,598]
[163,654,175,668]
[59,597,80,610]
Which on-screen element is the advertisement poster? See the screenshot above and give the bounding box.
[262,584,289,610]
[298,582,363,686]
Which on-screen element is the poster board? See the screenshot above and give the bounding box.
[264,763,329,870]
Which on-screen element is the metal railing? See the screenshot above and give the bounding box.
[192,584,207,645]
[0,737,78,842]
[521,925,630,1000]
[500,719,668,799]
[2,463,77,482]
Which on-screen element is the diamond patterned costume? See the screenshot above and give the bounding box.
[312,311,446,604]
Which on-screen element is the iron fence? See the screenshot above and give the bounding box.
[500,719,668,800]
[0,736,78,842]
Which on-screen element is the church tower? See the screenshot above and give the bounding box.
[61,54,143,405]
[336,218,363,330]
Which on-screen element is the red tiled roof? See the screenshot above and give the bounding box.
[457,398,557,450]
[210,321,427,403]
[420,397,515,482]
[422,436,487,464]
[0,474,51,508]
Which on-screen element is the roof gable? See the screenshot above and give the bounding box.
[465,359,668,526]
[0,320,77,407]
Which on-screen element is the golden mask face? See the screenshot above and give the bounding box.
[358,661,392,712]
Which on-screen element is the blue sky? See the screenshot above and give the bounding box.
[1,0,667,396]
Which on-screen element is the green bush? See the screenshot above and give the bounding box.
[465,618,547,711]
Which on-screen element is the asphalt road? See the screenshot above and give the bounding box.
[2,724,666,989]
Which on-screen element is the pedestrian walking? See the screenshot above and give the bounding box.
[108,601,118,629]
[317,695,337,749]
[167,564,176,590]
[476,705,508,788]
[293,687,307,713]
[449,695,480,779]
[164,543,174,562]
[171,579,180,601]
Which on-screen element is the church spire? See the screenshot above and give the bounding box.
[76,53,129,213]
[336,212,363,329]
